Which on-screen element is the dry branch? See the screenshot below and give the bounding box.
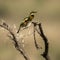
[33,22,41,49]
[0,20,49,60]
[0,21,30,60]
[32,22,49,60]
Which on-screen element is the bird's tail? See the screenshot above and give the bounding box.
[17,24,21,33]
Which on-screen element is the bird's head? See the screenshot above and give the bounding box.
[29,11,37,19]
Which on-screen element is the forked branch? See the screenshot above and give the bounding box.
[32,22,49,60]
[0,20,49,60]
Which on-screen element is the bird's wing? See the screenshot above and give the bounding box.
[24,17,28,20]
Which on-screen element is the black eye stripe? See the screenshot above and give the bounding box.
[31,15,34,16]
[25,20,28,22]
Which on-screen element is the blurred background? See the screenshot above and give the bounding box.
[0,0,60,60]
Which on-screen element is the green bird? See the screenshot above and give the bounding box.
[17,11,37,33]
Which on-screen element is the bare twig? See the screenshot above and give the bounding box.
[0,21,30,60]
[32,22,49,60]
[33,22,41,49]
[38,23,49,60]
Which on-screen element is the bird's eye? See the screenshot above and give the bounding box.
[25,20,27,22]
[31,15,34,17]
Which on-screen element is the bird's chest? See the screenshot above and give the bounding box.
[27,22,32,27]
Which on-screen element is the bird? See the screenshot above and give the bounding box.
[17,11,37,33]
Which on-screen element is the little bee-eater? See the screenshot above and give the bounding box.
[17,11,37,33]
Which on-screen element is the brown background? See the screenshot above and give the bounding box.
[0,0,60,60]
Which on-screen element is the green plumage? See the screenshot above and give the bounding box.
[17,11,37,33]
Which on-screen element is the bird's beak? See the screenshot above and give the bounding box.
[30,11,37,15]
[33,11,37,13]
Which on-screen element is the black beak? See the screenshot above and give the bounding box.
[30,11,37,14]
